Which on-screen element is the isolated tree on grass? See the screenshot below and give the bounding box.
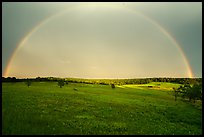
[58,79,65,88]
[172,87,179,101]
[182,84,194,102]
[111,84,115,89]
[191,83,202,103]
[175,83,202,103]
[25,79,31,87]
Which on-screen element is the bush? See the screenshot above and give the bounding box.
[58,79,65,88]
[111,84,115,89]
[174,83,202,103]
[73,88,78,91]
[25,79,31,87]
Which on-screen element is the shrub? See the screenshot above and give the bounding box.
[25,79,31,87]
[58,79,65,88]
[111,84,115,89]
[73,88,78,91]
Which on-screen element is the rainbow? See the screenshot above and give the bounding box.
[3,4,194,78]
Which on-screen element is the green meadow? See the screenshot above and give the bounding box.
[2,82,202,135]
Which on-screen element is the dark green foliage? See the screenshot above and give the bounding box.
[25,79,31,87]
[173,83,202,103]
[2,77,17,82]
[2,77,202,86]
[111,84,115,89]
[58,79,65,88]
[172,87,179,101]
[191,83,202,102]
[35,77,51,82]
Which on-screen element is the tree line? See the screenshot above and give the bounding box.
[2,77,202,85]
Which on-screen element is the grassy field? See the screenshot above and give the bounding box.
[2,82,202,135]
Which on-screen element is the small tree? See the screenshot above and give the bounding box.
[111,84,115,89]
[58,79,65,88]
[172,87,179,101]
[191,83,202,103]
[179,84,201,103]
[25,79,31,87]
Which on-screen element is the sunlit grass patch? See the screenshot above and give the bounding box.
[75,115,95,119]
[117,82,181,91]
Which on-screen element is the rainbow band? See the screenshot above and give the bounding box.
[4,4,194,78]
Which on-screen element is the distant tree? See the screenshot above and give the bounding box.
[58,79,65,88]
[111,84,115,89]
[25,79,32,87]
[172,87,179,101]
[36,77,41,81]
[2,77,6,82]
[65,81,68,85]
[11,77,17,82]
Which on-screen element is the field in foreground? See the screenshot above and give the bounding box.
[2,82,202,135]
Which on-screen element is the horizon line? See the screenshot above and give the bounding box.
[2,76,202,79]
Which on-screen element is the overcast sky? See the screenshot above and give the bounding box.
[2,2,202,78]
